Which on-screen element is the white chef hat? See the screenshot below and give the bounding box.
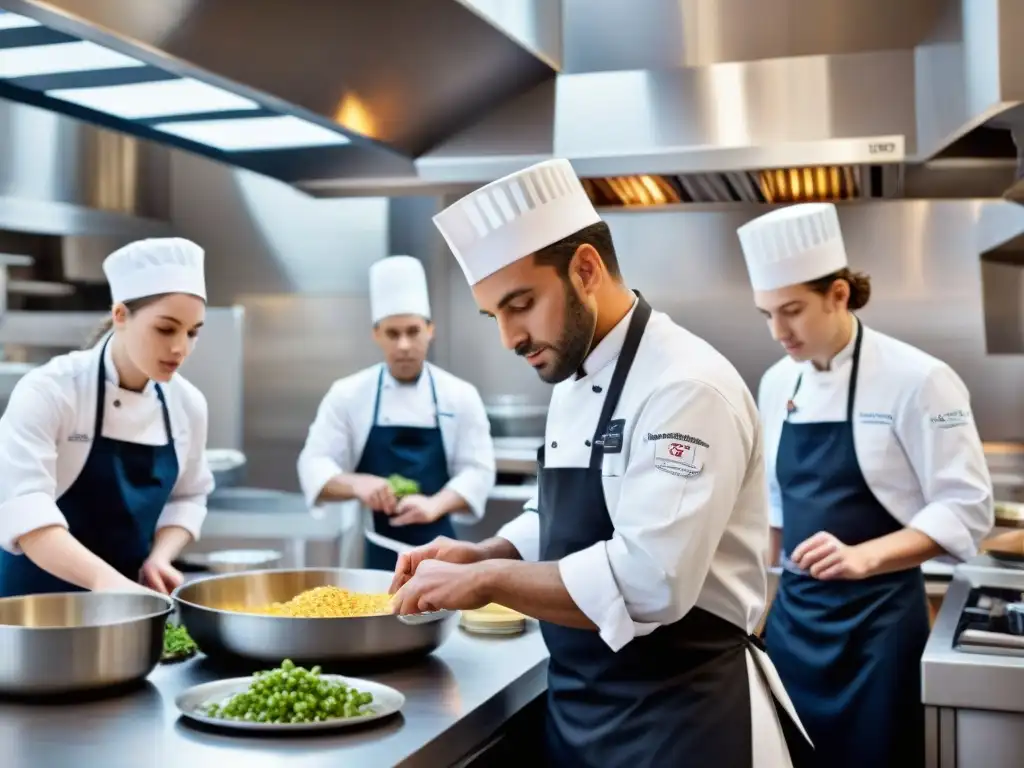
[103,238,206,304]
[433,158,602,286]
[736,203,848,291]
[369,255,431,324]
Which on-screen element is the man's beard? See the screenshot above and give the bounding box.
[516,281,597,384]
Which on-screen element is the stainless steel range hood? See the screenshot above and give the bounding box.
[0,0,558,190]
[2,0,1022,202]
[406,0,1024,203]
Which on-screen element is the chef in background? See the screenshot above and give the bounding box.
[0,238,214,598]
[389,159,810,767]
[737,202,994,768]
[297,255,495,571]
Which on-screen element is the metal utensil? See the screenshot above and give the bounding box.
[175,673,405,732]
[1007,602,1024,636]
[172,568,458,665]
[0,591,173,695]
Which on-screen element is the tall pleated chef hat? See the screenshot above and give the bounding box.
[432,158,602,285]
[369,255,431,324]
[736,202,848,292]
[103,238,206,304]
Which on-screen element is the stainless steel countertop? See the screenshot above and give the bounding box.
[0,619,549,768]
[921,556,1024,713]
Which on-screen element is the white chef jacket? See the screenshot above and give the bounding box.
[498,302,772,651]
[0,338,215,555]
[297,362,496,522]
[757,319,994,562]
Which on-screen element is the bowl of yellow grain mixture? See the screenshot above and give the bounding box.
[171,569,457,665]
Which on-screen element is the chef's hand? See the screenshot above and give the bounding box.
[93,570,163,597]
[351,474,397,515]
[140,556,184,594]
[389,536,486,594]
[390,494,443,527]
[791,531,873,580]
[390,559,492,614]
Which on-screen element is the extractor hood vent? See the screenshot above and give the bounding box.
[582,165,901,208]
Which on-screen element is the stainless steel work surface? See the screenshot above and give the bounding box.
[0,619,549,768]
[921,561,1024,713]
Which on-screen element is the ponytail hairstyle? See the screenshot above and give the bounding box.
[803,268,872,311]
[83,294,170,349]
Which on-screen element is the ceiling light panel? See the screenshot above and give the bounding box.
[0,40,146,78]
[47,77,260,119]
[0,12,42,30]
[153,115,351,152]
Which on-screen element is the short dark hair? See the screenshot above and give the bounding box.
[532,221,621,280]
[804,268,872,311]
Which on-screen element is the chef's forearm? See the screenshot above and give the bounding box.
[19,525,129,590]
[431,488,469,517]
[150,525,193,562]
[316,473,365,503]
[855,528,945,576]
[482,560,597,630]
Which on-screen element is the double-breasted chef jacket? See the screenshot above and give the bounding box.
[0,337,214,557]
[499,298,811,767]
[757,320,994,562]
[297,362,496,524]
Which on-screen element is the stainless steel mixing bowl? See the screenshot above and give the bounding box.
[0,591,173,695]
[172,568,458,665]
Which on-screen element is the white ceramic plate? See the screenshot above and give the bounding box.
[175,674,405,732]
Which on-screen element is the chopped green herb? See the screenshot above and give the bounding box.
[201,660,375,724]
[162,623,198,662]
[387,474,420,498]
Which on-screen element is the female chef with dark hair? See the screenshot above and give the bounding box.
[737,203,994,768]
[0,238,214,597]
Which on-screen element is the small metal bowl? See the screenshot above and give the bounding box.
[172,568,457,665]
[179,549,283,574]
[0,591,173,695]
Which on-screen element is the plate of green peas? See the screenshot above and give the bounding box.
[175,659,405,732]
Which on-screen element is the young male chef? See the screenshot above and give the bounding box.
[388,159,811,767]
[0,238,213,597]
[736,203,994,768]
[297,255,495,571]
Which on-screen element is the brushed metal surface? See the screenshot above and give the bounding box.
[173,568,457,665]
[0,620,550,768]
[0,591,173,695]
[0,98,171,233]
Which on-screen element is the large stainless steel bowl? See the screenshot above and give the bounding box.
[172,568,458,665]
[0,591,173,695]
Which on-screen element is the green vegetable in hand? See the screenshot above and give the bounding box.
[387,474,420,498]
[201,659,375,724]
[162,623,198,662]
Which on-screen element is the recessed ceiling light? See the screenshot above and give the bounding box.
[48,77,260,119]
[0,11,42,30]
[153,115,351,152]
[0,40,146,78]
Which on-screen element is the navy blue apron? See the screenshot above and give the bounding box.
[765,321,929,768]
[354,365,455,572]
[0,336,180,597]
[538,293,809,767]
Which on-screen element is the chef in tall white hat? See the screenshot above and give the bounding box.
[0,237,215,598]
[737,203,994,768]
[297,255,495,571]
[388,159,811,767]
